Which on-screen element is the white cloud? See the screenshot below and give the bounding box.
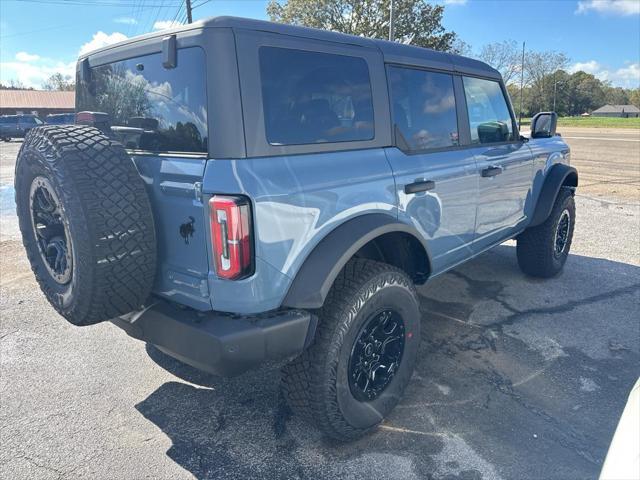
[114,16,137,25]
[0,59,75,89]
[444,0,468,4]
[153,20,183,30]
[576,0,640,15]
[569,60,640,88]
[15,51,40,62]
[611,63,640,88]
[569,60,609,80]
[2,30,128,89]
[79,31,127,56]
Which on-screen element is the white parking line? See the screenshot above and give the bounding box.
[562,135,640,142]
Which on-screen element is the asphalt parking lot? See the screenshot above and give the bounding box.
[1,128,639,480]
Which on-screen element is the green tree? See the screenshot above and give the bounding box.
[267,0,461,52]
[0,79,32,90]
[603,86,630,106]
[630,89,640,109]
[524,51,569,113]
[42,73,75,91]
[479,40,521,85]
[564,71,606,115]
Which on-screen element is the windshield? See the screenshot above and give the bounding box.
[77,46,208,154]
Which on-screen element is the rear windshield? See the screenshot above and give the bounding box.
[77,46,207,154]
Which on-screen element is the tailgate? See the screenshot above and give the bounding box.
[133,155,211,310]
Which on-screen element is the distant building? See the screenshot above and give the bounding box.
[591,104,640,118]
[0,89,74,118]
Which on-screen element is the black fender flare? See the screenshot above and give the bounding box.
[529,164,578,227]
[282,213,431,309]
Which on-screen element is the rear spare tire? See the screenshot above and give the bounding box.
[14,125,156,325]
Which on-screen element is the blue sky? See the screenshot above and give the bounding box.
[1,0,638,89]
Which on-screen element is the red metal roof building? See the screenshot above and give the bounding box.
[0,90,75,117]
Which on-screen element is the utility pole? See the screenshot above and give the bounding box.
[553,71,557,111]
[389,0,395,42]
[186,0,193,24]
[518,41,525,126]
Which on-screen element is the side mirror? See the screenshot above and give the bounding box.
[531,112,558,139]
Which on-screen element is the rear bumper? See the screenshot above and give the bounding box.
[111,299,316,377]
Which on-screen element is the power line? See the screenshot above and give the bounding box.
[148,0,169,33]
[6,0,180,6]
[170,1,185,26]
[192,0,212,8]
[0,21,77,38]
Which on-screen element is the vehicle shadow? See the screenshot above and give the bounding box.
[136,245,640,480]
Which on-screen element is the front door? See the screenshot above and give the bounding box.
[385,66,478,275]
[461,76,533,250]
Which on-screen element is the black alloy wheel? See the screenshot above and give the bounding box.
[348,309,405,402]
[29,176,73,285]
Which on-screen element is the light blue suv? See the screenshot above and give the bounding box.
[14,17,577,440]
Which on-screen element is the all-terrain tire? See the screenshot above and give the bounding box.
[517,187,575,278]
[15,125,157,325]
[281,258,421,440]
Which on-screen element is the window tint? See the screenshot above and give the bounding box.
[77,47,207,153]
[259,46,374,145]
[388,66,459,151]
[463,77,514,144]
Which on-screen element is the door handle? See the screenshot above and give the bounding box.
[404,180,435,194]
[481,166,503,177]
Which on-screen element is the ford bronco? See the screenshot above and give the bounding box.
[14,16,577,440]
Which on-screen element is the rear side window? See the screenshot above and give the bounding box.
[259,46,374,145]
[463,77,514,144]
[19,117,33,125]
[77,46,207,153]
[388,66,459,151]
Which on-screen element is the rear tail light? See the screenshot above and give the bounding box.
[75,111,110,133]
[209,195,253,280]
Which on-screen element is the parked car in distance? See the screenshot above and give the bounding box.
[45,113,76,125]
[0,114,44,141]
[13,16,578,441]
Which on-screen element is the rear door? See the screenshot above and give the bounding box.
[18,115,42,135]
[461,76,532,251]
[385,66,478,274]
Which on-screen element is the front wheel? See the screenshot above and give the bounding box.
[517,188,576,278]
[282,259,421,440]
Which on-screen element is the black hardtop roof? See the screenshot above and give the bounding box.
[81,15,500,80]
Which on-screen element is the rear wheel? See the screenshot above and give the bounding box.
[282,258,421,440]
[517,188,575,278]
[15,125,157,325]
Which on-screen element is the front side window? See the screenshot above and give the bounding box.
[259,46,374,145]
[77,47,207,153]
[388,66,459,151]
[463,77,514,144]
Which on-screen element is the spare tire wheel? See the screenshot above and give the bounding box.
[14,125,157,325]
